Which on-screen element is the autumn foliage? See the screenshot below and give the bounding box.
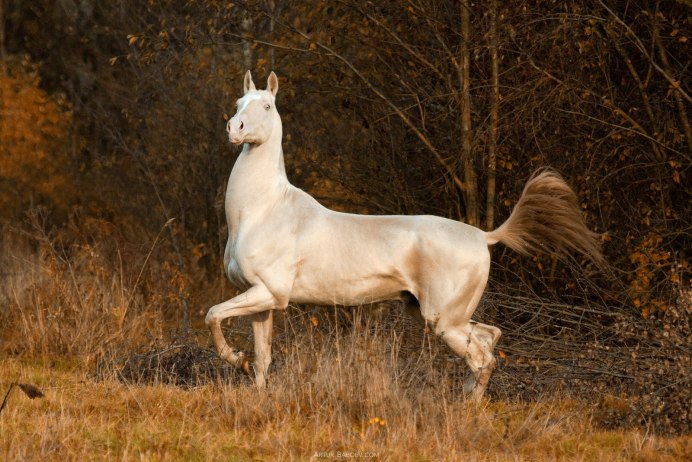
[0,57,73,219]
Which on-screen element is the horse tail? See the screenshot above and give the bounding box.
[485,168,606,269]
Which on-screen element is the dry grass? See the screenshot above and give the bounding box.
[1,355,690,461]
[0,222,166,369]
[1,225,690,460]
[3,313,691,460]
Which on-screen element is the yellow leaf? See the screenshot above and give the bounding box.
[192,243,205,259]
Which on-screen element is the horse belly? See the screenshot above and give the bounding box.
[289,256,409,306]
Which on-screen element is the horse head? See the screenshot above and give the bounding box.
[227,71,280,146]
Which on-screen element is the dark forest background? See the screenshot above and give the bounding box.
[0,0,690,433]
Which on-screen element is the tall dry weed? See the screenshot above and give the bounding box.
[0,219,166,368]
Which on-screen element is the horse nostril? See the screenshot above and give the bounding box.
[239,121,244,131]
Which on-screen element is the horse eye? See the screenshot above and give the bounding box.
[264,104,271,110]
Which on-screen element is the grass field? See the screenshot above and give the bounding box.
[1,234,690,461]
[2,349,690,461]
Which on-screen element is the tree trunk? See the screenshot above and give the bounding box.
[485,0,499,231]
[0,0,6,73]
[241,11,253,70]
[459,0,479,226]
[267,0,275,70]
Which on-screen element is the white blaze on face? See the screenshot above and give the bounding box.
[237,93,263,116]
[228,93,266,144]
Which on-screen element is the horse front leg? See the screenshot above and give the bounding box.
[205,285,276,376]
[250,310,273,387]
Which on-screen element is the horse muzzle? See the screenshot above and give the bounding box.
[227,117,245,145]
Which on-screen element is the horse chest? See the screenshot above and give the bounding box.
[225,225,259,283]
[225,212,293,287]
[222,157,298,290]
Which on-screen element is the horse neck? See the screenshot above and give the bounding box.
[231,123,289,200]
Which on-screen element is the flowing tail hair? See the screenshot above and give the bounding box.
[485,168,606,269]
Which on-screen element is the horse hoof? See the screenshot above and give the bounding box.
[241,359,251,375]
[463,374,476,394]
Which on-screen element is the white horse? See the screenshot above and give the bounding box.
[205,71,604,401]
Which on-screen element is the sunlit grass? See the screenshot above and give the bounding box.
[1,358,690,461]
[1,234,689,461]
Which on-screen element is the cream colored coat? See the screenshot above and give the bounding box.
[205,72,603,402]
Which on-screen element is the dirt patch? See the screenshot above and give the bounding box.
[94,337,248,388]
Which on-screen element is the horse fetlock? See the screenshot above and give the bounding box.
[232,350,251,374]
[218,344,250,372]
[254,370,267,388]
[470,384,488,404]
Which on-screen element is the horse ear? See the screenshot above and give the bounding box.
[267,71,279,97]
[244,70,256,94]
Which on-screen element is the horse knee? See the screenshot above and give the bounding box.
[205,306,219,327]
[205,302,235,327]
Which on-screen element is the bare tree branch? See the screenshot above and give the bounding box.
[255,9,467,195]
[597,0,692,104]
[459,0,479,225]
[486,0,500,231]
[651,10,692,152]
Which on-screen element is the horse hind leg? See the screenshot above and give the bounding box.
[437,321,501,403]
[465,322,501,398]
